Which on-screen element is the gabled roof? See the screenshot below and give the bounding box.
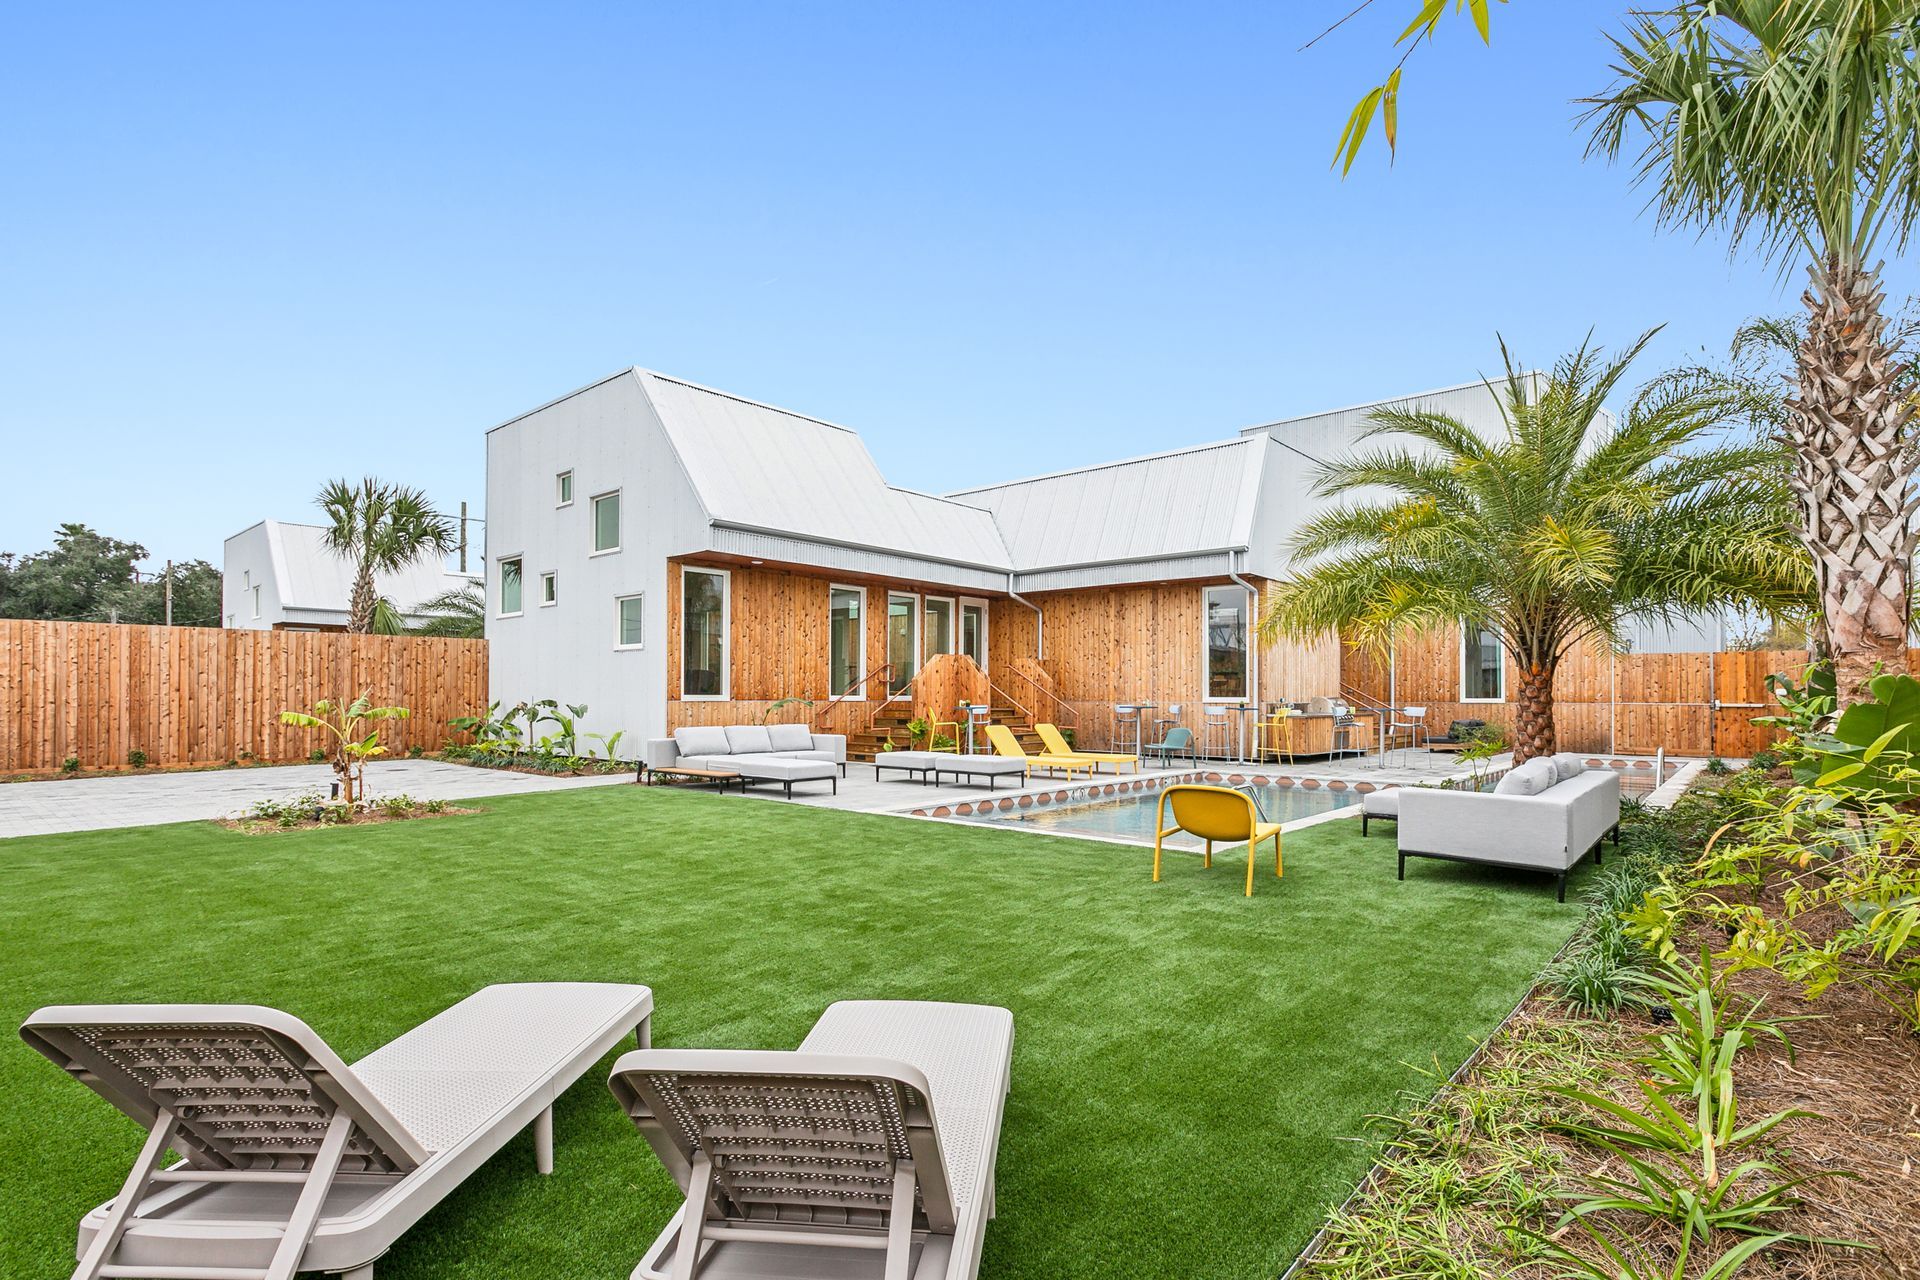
[633,370,1013,571]
[256,521,478,616]
[945,436,1265,571]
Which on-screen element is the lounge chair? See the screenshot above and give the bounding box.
[21,982,653,1280]
[1143,725,1196,766]
[608,998,1015,1280]
[1152,784,1282,896]
[983,723,1093,779]
[1034,722,1139,773]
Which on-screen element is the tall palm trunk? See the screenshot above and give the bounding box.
[1511,657,1557,764]
[1789,255,1917,700]
[346,562,378,634]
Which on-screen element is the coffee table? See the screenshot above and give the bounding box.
[643,765,747,792]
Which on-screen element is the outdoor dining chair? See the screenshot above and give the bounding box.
[1152,783,1282,896]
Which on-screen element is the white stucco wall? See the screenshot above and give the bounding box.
[483,371,710,752]
[221,523,287,629]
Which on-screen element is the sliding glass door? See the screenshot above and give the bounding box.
[829,586,864,697]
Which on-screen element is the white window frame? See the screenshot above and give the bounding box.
[589,489,622,556]
[680,566,730,700]
[251,584,261,619]
[539,571,557,607]
[886,591,920,698]
[556,470,574,506]
[958,597,989,671]
[1459,619,1507,703]
[497,556,524,618]
[615,592,646,650]
[828,584,867,699]
[922,594,957,660]
[1201,584,1255,703]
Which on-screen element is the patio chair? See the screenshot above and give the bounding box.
[1035,722,1139,773]
[1143,725,1196,766]
[608,998,1015,1280]
[20,982,654,1280]
[1257,706,1296,765]
[984,723,1094,778]
[1152,784,1282,897]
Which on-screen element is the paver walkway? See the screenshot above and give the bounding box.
[0,760,630,839]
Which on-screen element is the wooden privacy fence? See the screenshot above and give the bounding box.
[0,621,488,773]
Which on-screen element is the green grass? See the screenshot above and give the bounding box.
[0,788,1583,1279]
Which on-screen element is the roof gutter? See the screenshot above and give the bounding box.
[1008,573,1043,659]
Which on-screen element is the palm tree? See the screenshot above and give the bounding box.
[1584,3,1920,700]
[315,478,456,635]
[410,582,485,639]
[1258,334,1812,763]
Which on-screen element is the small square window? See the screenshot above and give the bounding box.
[616,594,645,648]
[591,491,621,554]
[498,557,523,615]
[556,471,574,506]
[540,571,557,606]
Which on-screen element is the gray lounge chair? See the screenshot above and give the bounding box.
[608,999,1014,1280]
[22,982,653,1280]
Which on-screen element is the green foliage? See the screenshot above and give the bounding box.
[1755,663,1836,739]
[410,582,484,638]
[448,701,513,741]
[125,749,147,769]
[1324,0,1505,175]
[906,716,931,748]
[1526,1221,1791,1280]
[315,477,455,634]
[1802,671,1920,799]
[279,692,410,803]
[59,755,80,774]
[0,524,221,626]
[762,696,816,724]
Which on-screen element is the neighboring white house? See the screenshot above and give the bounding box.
[222,520,481,631]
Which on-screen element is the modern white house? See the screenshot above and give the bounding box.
[481,367,1526,754]
[222,520,481,631]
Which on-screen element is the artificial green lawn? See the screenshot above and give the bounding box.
[0,787,1583,1278]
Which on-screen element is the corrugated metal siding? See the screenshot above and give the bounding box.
[1013,552,1235,592]
[641,372,1012,570]
[265,522,479,615]
[707,527,1008,593]
[948,439,1258,570]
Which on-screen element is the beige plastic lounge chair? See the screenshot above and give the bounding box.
[608,999,1014,1280]
[21,981,653,1280]
[1034,723,1139,773]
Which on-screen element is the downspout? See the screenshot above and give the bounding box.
[1008,573,1042,660]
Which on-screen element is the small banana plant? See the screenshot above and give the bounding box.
[281,692,410,804]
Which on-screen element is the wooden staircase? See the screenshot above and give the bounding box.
[844,702,1049,763]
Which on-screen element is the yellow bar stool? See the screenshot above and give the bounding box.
[1151,784,1283,897]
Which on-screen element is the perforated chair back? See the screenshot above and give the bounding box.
[1162,785,1258,844]
[610,1049,957,1232]
[21,1005,428,1173]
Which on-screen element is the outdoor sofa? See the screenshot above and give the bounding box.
[609,998,1014,1280]
[21,982,653,1280]
[644,724,847,797]
[1390,754,1621,902]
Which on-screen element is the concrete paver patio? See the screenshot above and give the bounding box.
[0,760,630,839]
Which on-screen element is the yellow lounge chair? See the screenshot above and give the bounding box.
[1035,722,1139,773]
[984,724,1094,779]
[1152,784,1282,896]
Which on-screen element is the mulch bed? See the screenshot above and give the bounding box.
[220,805,478,834]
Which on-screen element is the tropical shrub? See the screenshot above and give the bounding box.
[279,693,409,804]
[1797,671,1920,799]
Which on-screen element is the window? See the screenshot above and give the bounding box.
[923,597,955,657]
[540,571,557,606]
[616,593,645,648]
[887,593,918,695]
[1204,585,1250,700]
[251,585,261,618]
[1462,621,1506,701]
[960,600,987,669]
[830,586,865,696]
[556,470,574,506]
[681,567,728,697]
[499,557,523,615]
[591,491,621,554]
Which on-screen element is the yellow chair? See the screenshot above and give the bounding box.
[1034,722,1139,773]
[1152,784,1282,897]
[1258,707,1296,764]
[983,723,1095,779]
[930,720,961,753]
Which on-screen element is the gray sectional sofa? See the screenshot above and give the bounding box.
[643,724,847,797]
[1391,754,1621,902]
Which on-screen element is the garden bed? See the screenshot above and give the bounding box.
[221,792,478,833]
[435,748,627,778]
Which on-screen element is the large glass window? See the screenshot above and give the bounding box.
[591,491,621,553]
[961,601,986,669]
[681,568,728,697]
[923,597,955,658]
[1205,585,1249,700]
[616,594,645,648]
[1462,621,1505,701]
[887,593,917,695]
[830,586,864,696]
[499,558,523,615]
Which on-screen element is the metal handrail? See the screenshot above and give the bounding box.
[812,663,894,730]
[984,675,1035,727]
[1004,666,1077,727]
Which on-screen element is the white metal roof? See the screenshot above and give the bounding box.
[945,436,1264,572]
[262,521,479,616]
[635,370,1013,572]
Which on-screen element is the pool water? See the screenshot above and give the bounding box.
[951,781,1358,848]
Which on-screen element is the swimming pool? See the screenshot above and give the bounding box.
[947,780,1359,848]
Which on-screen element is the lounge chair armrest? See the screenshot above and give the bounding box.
[1397,788,1574,869]
[807,733,847,763]
[643,738,681,769]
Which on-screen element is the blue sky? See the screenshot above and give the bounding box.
[4,2,1902,568]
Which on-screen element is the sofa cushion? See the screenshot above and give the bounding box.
[674,726,732,757]
[1362,788,1400,817]
[725,725,774,754]
[766,723,814,751]
[1494,759,1557,796]
[1551,753,1586,783]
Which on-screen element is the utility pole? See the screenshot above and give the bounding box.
[164,560,173,626]
[459,502,468,573]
